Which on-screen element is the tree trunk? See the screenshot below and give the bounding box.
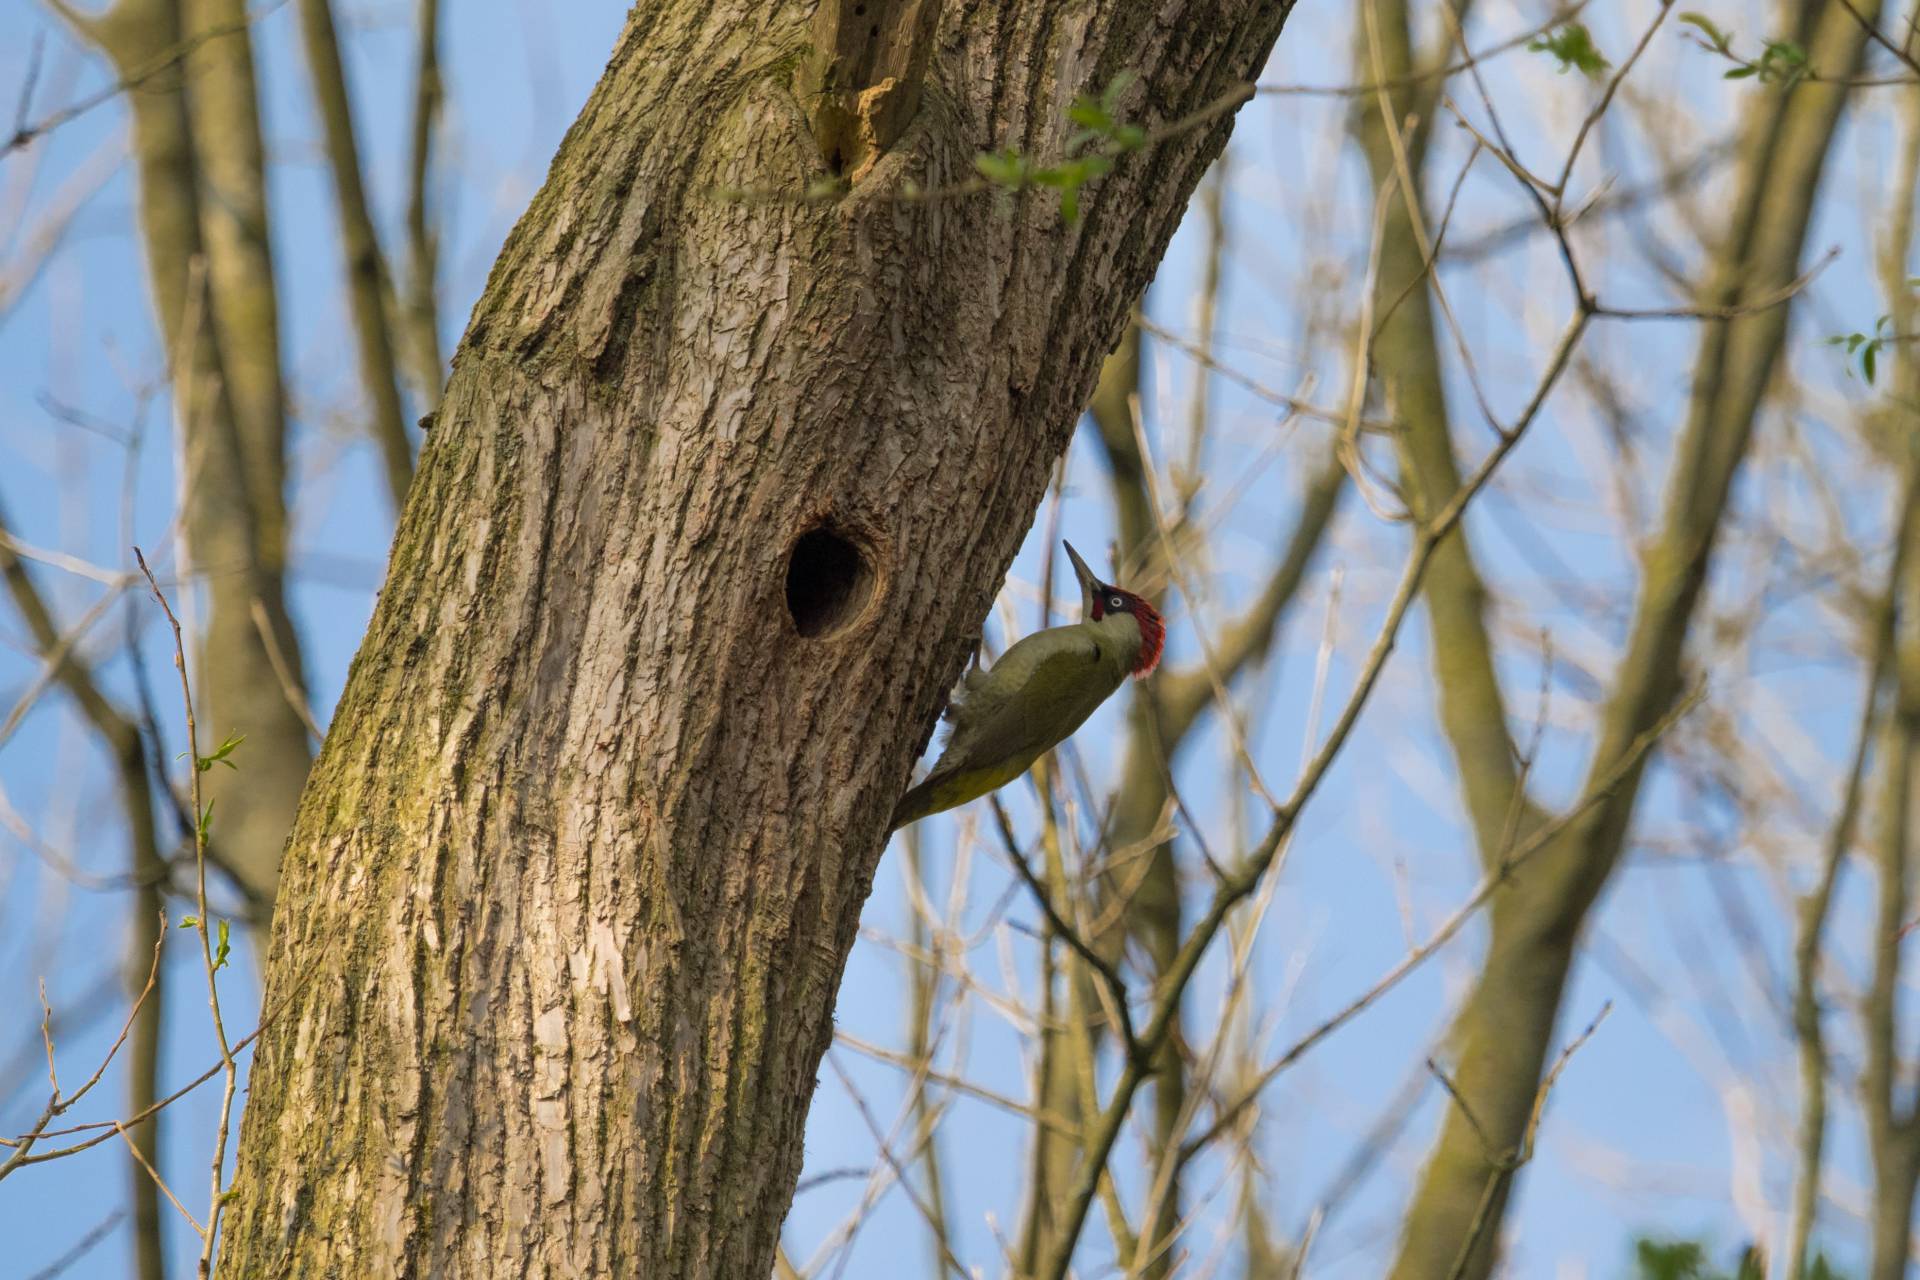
[183,0,292,579]
[1859,67,1920,1280]
[78,0,315,921]
[222,3,1294,1274]
[1866,1138,1920,1280]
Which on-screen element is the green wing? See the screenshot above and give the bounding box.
[890,629,1127,830]
[936,634,1120,783]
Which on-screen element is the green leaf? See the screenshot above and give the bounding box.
[1806,1252,1844,1280]
[1863,341,1878,384]
[1724,65,1758,78]
[214,919,231,972]
[1527,24,1611,77]
[1753,37,1810,85]
[179,915,199,929]
[1635,1236,1709,1279]
[975,148,1031,188]
[1677,12,1732,52]
[196,798,215,846]
[1099,69,1136,113]
[1067,97,1110,131]
[1065,126,1104,152]
[196,731,245,774]
[1111,123,1147,151]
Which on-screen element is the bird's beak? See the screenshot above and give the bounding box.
[1067,545,1098,594]
[1063,540,1102,617]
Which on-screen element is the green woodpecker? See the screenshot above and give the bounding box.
[890,540,1164,831]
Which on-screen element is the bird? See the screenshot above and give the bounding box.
[889,540,1164,831]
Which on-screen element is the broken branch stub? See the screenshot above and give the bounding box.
[797,0,945,179]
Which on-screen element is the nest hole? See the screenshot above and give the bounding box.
[786,525,873,639]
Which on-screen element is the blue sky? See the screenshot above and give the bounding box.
[0,2,1907,1276]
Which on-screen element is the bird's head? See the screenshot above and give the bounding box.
[1064,540,1164,677]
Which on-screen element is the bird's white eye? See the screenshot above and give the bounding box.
[1108,595,1125,611]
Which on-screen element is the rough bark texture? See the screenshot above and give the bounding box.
[223,3,1294,1275]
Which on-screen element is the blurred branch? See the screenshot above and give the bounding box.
[0,508,169,1280]
[1355,0,1542,880]
[65,0,315,920]
[402,0,444,408]
[1177,156,1228,518]
[1788,474,1905,1274]
[1437,1002,1611,1280]
[296,0,416,511]
[1861,62,1920,1280]
[13,0,290,155]
[1037,297,1593,1280]
[1372,0,1876,1272]
[1081,302,1345,1274]
[0,922,164,1186]
[24,1209,127,1280]
[184,0,293,581]
[0,135,123,316]
[1254,2,1583,100]
[898,828,955,1278]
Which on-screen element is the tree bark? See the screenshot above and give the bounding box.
[222,3,1295,1275]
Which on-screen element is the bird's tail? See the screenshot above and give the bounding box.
[888,777,938,833]
[890,757,1029,833]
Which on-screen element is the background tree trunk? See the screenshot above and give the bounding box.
[1373,2,1877,1275]
[296,0,418,513]
[222,3,1295,1274]
[75,0,315,923]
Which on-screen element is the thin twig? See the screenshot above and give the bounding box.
[133,547,240,1279]
[14,0,295,156]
